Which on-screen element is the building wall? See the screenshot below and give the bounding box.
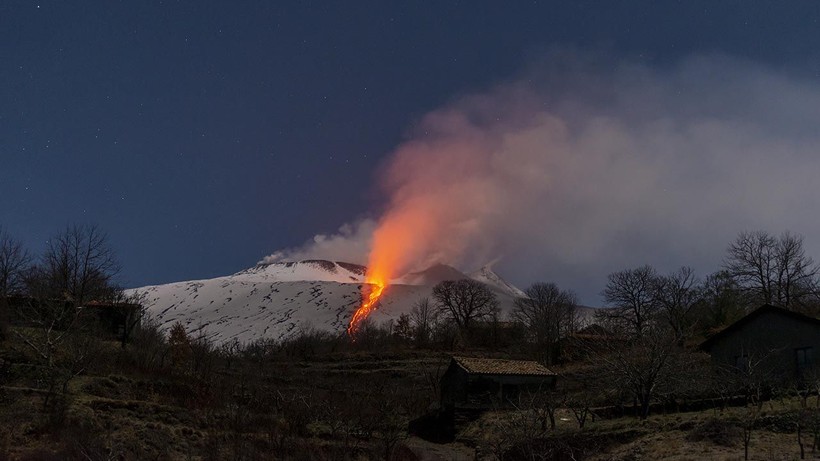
[440,363,469,407]
[708,310,820,381]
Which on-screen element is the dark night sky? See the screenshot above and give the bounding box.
[2,1,820,295]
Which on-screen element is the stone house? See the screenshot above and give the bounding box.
[411,357,556,442]
[700,304,820,382]
[440,356,557,411]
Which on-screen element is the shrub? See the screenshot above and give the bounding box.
[124,314,169,373]
[168,322,192,371]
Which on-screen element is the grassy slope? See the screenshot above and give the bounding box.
[0,328,816,460]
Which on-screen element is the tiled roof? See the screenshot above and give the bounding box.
[453,356,556,376]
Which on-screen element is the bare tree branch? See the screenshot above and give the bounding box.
[432,279,499,334]
[724,230,819,310]
[0,226,31,297]
[513,282,579,364]
[653,266,703,342]
[599,265,659,338]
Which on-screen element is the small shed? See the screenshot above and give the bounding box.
[700,304,820,382]
[440,356,557,410]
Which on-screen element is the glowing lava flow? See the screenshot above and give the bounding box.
[347,202,429,338]
[347,277,386,338]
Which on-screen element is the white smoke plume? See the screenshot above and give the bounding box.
[261,219,375,265]
[265,53,820,303]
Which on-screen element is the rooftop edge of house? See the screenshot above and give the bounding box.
[452,356,556,377]
[700,303,820,351]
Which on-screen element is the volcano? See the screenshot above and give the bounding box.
[130,260,527,344]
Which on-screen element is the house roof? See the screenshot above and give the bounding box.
[700,304,820,351]
[452,356,556,376]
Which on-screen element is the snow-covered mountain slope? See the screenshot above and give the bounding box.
[469,264,527,298]
[232,260,366,283]
[131,260,527,345]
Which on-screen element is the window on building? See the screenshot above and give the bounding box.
[796,347,813,371]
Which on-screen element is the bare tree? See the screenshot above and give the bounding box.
[521,387,565,431]
[39,224,120,307]
[696,270,746,335]
[17,262,87,370]
[653,267,703,342]
[712,349,779,461]
[485,405,547,461]
[409,297,437,345]
[16,224,121,361]
[724,230,818,310]
[513,282,579,364]
[13,225,122,407]
[782,372,820,460]
[393,313,412,342]
[599,265,659,339]
[0,227,30,340]
[567,390,595,429]
[432,279,499,336]
[589,327,697,420]
[0,226,30,297]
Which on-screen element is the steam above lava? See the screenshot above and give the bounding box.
[267,52,820,315]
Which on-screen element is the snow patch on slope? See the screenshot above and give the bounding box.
[131,259,527,345]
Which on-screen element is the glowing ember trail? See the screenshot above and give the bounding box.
[347,277,386,337]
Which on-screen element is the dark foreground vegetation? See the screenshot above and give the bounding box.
[1,317,447,460]
[2,225,820,460]
[4,315,820,461]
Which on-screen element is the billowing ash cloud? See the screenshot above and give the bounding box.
[265,53,820,303]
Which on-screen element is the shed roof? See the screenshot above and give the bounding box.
[700,304,820,351]
[452,356,556,376]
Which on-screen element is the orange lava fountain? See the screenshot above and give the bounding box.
[347,276,386,338]
[347,193,439,338]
